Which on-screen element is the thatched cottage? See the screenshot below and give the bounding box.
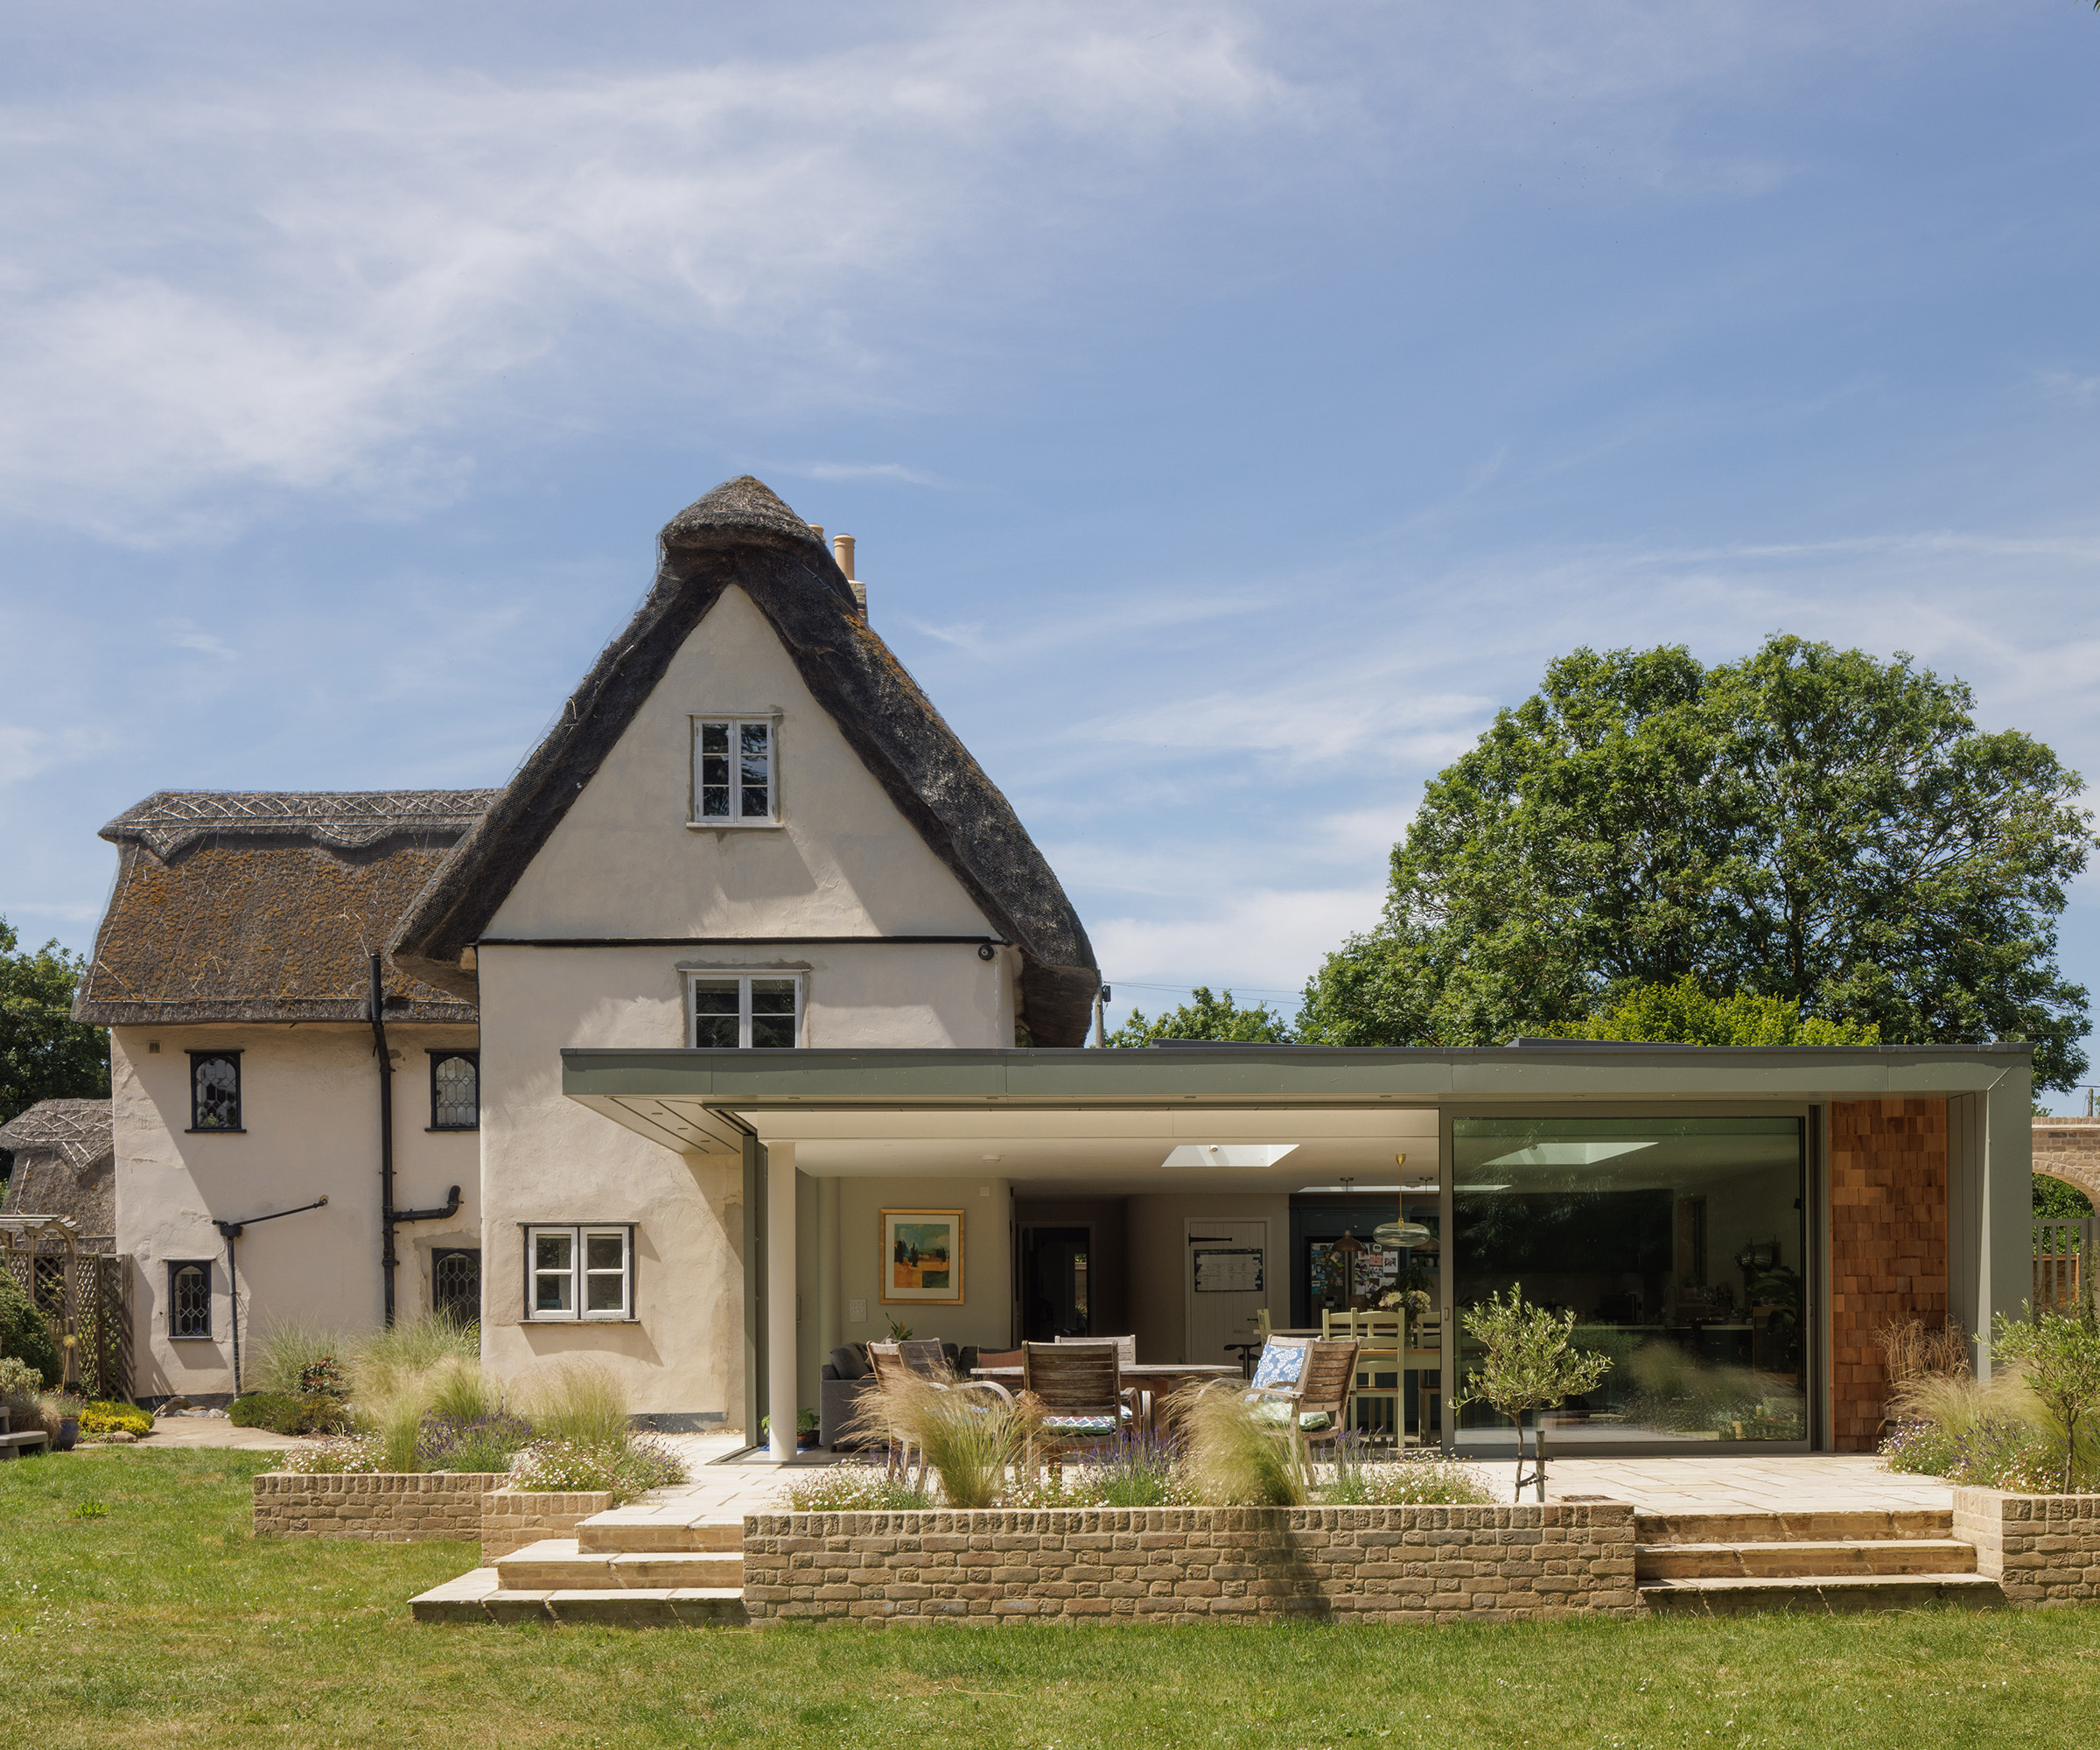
[77,477,2034,1455]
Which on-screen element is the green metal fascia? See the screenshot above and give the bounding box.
[560,1042,2028,1109]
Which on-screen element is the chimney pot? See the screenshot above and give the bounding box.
[808,523,823,542]
[832,534,856,579]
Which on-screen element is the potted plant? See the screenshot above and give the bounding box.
[797,1407,821,1450]
[52,1394,84,1452]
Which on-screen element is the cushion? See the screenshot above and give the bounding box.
[1040,1414,1121,1435]
[829,1345,869,1382]
[1250,1341,1308,1392]
[1248,1398,1331,1432]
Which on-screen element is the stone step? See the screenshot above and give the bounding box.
[494,1538,743,1592]
[410,1565,746,1627]
[1634,1509,1954,1547]
[1641,1572,2004,1615]
[1636,1539,1978,1581]
[576,1508,743,1554]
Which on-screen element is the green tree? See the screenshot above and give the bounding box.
[1452,1287,1614,1501]
[1299,636,2095,1088]
[1993,1302,2100,1494]
[1,915,110,1130]
[2034,1177,2093,1222]
[1528,975,1880,1046]
[1102,986,1294,1047]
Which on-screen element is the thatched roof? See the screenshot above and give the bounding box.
[0,1098,115,1228]
[392,476,1101,1046]
[75,791,495,1026]
[0,1099,112,1169]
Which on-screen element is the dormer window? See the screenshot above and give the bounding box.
[691,716,778,826]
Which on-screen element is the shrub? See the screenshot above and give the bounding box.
[78,1401,152,1438]
[509,1434,689,1504]
[1879,1369,2082,1493]
[783,1460,934,1511]
[1169,1380,1310,1507]
[228,1392,348,1436]
[417,1410,534,1474]
[0,1353,42,1414]
[1005,1430,1194,1508]
[0,1270,60,1389]
[1993,1304,2100,1494]
[251,1320,354,1396]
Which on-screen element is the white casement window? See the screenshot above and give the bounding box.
[691,716,778,825]
[524,1224,635,1321]
[689,972,802,1049]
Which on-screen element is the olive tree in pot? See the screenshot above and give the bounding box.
[1453,1288,1614,1502]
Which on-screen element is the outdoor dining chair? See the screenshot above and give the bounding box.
[1323,1308,1403,1446]
[864,1340,1012,1487]
[1248,1337,1360,1460]
[1021,1340,1128,1472]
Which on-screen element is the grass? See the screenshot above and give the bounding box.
[8,1451,2100,1747]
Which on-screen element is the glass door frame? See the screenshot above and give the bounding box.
[1435,1100,1825,1459]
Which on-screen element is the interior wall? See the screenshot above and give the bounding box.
[1013,1197,1130,1340]
[1127,1191,1292,1363]
[833,1176,1013,1356]
[1829,1097,1950,1452]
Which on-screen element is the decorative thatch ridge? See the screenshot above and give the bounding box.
[0,1099,112,1169]
[76,791,494,1026]
[390,476,1100,1046]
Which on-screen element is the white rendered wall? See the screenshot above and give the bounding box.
[486,584,1002,948]
[472,582,1025,1425]
[110,1021,481,1401]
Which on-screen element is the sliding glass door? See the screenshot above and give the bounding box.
[1451,1116,1807,1449]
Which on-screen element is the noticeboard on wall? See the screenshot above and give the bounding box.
[1192,1247,1264,1294]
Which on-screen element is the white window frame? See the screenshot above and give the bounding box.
[686,970,805,1049]
[690,712,781,828]
[522,1223,636,1322]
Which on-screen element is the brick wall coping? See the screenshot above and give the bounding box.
[743,1502,1626,1532]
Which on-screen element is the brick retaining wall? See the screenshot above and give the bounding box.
[742,1502,1639,1625]
[1954,1488,2100,1606]
[480,1488,617,1561]
[252,1472,504,1542]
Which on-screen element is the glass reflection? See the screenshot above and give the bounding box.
[1452,1116,1805,1446]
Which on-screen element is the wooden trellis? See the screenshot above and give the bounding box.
[0,1217,130,1402]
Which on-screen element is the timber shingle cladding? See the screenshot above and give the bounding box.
[1829,1096,1950,1452]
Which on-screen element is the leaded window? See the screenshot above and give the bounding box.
[433,1248,481,1326]
[169,1261,212,1339]
[690,973,801,1049]
[188,1052,242,1131]
[430,1051,479,1130]
[524,1225,634,1321]
[691,717,776,824]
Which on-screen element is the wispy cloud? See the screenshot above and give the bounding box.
[788,462,948,486]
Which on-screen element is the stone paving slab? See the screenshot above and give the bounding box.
[1539,1455,1954,1515]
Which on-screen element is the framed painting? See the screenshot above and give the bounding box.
[881,1209,964,1305]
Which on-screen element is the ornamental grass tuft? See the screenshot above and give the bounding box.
[1168,1379,1310,1508]
[846,1369,1026,1508]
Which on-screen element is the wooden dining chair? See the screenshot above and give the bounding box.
[1323,1308,1403,1446]
[1248,1338,1360,1460]
[1021,1340,1127,1471]
[865,1340,1012,1488]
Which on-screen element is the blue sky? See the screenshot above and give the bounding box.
[3,2,2097,1095]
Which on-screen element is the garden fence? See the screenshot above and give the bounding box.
[0,1225,130,1401]
[2033,1217,2095,1318]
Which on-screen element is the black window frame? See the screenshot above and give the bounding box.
[186,1050,243,1133]
[168,1259,214,1340]
[428,1049,480,1132]
[431,1246,482,1326]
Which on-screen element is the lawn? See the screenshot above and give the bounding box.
[4,1451,2099,1748]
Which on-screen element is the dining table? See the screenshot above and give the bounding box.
[971,1361,1241,1435]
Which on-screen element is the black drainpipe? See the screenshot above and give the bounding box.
[370,953,462,1326]
[215,1196,329,1393]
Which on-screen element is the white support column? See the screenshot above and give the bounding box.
[767,1140,799,1462]
[817,1177,842,1356]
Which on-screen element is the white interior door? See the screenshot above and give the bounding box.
[1184,1218,1269,1365]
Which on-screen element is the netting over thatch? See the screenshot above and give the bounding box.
[76,790,496,1026]
[0,1100,116,1230]
[0,1099,112,1170]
